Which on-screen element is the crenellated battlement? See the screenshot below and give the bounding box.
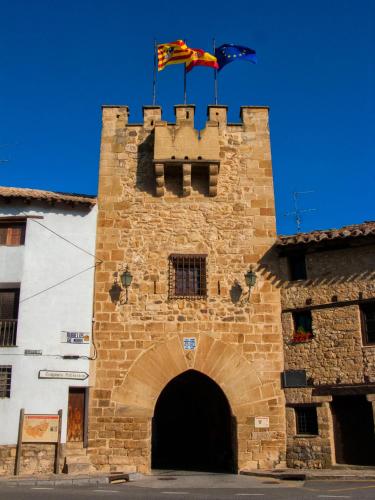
[100,104,271,198]
[101,104,269,130]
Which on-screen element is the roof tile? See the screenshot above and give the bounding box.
[0,186,96,207]
[277,221,375,247]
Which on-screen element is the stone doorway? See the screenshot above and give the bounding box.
[331,395,375,465]
[151,369,236,472]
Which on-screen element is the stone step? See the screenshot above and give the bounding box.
[65,441,84,450]
[65,447,87,457]
[63,461,95,474]
[65,455,92,465]
[332,464,375,470]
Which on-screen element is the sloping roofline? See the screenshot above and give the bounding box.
[0,186,96,208]
[277,221,375,248]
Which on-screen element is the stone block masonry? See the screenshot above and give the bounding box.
[88,104,286,473]
[278,234,375,469]
[0,444,57,475]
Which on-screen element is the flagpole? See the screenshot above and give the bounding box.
[213,37,218,105]
[183,38,187,104]
[152,39,157,105]
[183,66,187,104]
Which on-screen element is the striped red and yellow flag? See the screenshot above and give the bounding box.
[157,40,194,71]
[186,48,219,72]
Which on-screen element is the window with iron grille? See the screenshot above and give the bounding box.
[169,254,207,299]
[295,406,318,435]
[0,366,12,398]
[0,221,26,246]
[361,302,375,345]
[0,289,19,347]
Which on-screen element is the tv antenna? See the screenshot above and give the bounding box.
[285,191,316,233]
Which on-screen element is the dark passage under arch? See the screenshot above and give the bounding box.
[152,369,236,472]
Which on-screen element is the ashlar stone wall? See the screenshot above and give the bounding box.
[279,242,375,468]
[88,104,286,473]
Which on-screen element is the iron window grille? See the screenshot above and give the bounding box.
[295,406,318,435]
[0,289,19,347]
[0,366,12,398]
[361,302,375,344]
[169,254,207,299]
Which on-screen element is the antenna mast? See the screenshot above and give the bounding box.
[285,191,316,233]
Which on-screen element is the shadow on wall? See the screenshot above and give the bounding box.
[257,244,375,290]
[136,133,155,196]
[230,281,243,304]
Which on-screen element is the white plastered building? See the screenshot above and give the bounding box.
[0,186,97,454]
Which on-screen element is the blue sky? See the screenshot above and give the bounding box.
[0,0,374,235]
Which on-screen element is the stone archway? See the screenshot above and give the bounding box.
[151,369,236,472]
[112,334,277,418]
[111,333,283,472]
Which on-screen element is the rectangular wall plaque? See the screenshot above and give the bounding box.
[39,370,89,380]
[183,337,197,350]
[254,416,269,429]
[61,331,90,344]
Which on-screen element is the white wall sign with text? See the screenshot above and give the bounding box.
[61,331,90,344]
[254,416,269,429]
[38,370,89,381]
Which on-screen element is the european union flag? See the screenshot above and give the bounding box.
[215,44,257,71]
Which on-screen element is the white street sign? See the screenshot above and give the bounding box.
[39,370,89,380]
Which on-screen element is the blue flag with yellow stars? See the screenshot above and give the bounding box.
[215,44,257,71]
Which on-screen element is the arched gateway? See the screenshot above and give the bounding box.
[152,370,236,472]
[108,334,285,472]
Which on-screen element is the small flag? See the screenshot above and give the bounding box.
[185,48,219,73]
[215,44,257,71]
[157,40,194,71]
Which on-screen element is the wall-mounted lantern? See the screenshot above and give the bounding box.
[119,265,133,304]
[108,264,134,305]
[244,267,257,301]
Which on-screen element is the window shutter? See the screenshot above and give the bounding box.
[0,227,7,245]
[7,225,25,245]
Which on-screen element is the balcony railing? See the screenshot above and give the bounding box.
[0,319,18,347]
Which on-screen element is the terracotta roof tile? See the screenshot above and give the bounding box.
[277,221,375,247]
[0,186,96,207]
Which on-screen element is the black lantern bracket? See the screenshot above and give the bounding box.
[114,264,133,304]
[244,267,257,301]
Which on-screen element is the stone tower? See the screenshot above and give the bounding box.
[89,104,286,473]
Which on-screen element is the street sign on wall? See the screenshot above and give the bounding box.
[61,331,90,344]
[38,370,89,380]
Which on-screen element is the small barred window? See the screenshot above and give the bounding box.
[0,366,12,398]
[169,254,207,299]
[295,406,318,435]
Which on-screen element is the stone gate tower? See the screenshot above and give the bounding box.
[89,104,286,473]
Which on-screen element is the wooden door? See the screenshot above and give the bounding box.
[67,388,85,442]
[331,395,375,465]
